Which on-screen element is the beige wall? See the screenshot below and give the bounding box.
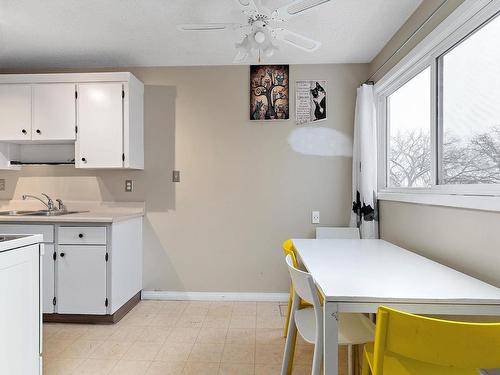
[0,64,367,292]
[374,0,500,288]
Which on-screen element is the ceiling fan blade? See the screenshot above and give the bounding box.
[273,28,321,52]
[177,23,240,31]
[274,0,331,19]
[235,0,259,14]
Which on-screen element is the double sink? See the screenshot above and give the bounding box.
[0,210,86,217]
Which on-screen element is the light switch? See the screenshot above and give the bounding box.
[173,170,180,183]
[0,179,4,191]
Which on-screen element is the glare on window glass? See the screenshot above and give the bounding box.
[388,67,431,187]
[441,15,500,185]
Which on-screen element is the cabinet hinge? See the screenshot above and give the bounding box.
[122,90,125,99]
[122,153,125,162]
[53,251,56,261]
[105,253,109,262]
[75,126,78,134]
[105,298,108,307]
[75,91,78,99]
[52,297,56,306]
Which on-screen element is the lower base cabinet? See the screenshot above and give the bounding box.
[0,243,41,375]
[57,245,107,314]
[0,217,143,321]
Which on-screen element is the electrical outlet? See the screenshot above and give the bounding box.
[0,179,4,191]
[312,211,320,224]
[125,179,134,192]
[173,170,180,183]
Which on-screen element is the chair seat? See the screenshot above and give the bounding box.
[363,343,484,375]
[295,307,375,345]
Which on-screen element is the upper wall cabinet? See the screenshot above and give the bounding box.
[33,83,77,141]
[0,73,144,170]
[0,84,32,141]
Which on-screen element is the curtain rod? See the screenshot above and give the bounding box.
[364,0,449,84]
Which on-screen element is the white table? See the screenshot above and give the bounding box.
[292,239,500,375]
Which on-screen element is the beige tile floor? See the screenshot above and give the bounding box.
[43,300,349,375]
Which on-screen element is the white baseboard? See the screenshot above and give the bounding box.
[141,291,289,302]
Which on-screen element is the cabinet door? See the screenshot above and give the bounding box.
[42,244,55,313]
[32,83,76,141]
[0,84,32,141]
[0,244,40,375]
[57,245,107,314]
[76,83,123,168]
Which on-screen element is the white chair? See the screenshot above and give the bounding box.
[315,226,360,239]
[281,254,374,375]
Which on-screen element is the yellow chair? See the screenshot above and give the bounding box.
[362,306,500,375]
[282,239,299,337]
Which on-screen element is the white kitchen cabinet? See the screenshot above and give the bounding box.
[42,244,56,313]
[76,83,124,168]
[0,84,32,141]
[76,78,144,169]
[57,245,107,315]
[0,72,144,170]
[32,83,76,141]
[0,217,142,321]
[0,243,41,375]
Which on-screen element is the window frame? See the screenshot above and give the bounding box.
[376,0,500,206]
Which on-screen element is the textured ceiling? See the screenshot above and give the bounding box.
[0,0,422,69]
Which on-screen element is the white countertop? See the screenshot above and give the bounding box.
[0,234,43,252]
[0,200,145,223]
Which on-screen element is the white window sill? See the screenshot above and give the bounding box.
[377,191,500,213]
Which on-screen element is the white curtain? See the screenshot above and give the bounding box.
[350,83,378,239]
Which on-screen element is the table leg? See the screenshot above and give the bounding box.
[324,302,339,375]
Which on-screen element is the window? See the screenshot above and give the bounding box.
[377,3,500,201]
[388,67,431,187]
[440,15,500,185]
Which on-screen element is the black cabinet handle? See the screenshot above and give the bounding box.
[21,129,27,135]
[36,129,41,134]
[78,233,84,238]
[60,253,65,257]
[81,157,86,162]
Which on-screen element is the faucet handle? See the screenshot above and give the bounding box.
[56,199,66,212]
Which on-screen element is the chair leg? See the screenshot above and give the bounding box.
[281,293,299,375]
[348,344,353,375]
[283,285,293,337]
[361,347,370,375]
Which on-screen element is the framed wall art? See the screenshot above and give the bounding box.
[250,65,289,121]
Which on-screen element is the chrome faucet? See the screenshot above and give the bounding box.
[22,193,56,211]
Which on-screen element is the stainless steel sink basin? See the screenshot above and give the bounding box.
[0,210,88,217]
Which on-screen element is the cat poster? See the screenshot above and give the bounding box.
[295,80,327,125]
[250,65,289,120]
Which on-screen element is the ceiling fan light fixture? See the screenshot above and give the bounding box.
[286,0,330,15]
[263,46,275,57]
[254,31,266,44]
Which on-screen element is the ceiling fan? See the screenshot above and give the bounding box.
[178,0,331,63]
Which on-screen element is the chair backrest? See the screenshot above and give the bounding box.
[285,254,321,308]
[315,227,360,239]
[282,239,298,267]
[372,306,500,374]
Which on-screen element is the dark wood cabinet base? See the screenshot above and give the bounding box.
[43,291,141,325]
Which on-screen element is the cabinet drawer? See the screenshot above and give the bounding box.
[0,224,54,242]
[58,226,106,245]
